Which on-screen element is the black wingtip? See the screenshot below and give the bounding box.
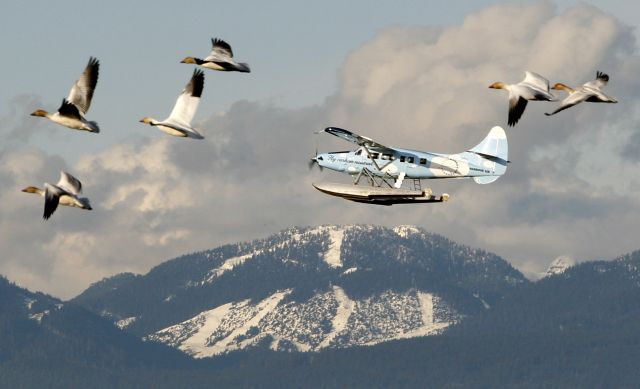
[43,204,55,220]
[211,38,231,49]
[596,70,609,82]
[189,69,205,98]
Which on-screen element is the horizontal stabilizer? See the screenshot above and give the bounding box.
[474,176,500,185]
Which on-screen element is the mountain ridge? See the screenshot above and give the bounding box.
[73,224,526,355]
[3,229,640,387]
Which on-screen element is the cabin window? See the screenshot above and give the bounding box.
[420,158,427,165]
[407,157,415,163]
[371,153,379,159]
[381,153,394,161]
[400,156,406,162]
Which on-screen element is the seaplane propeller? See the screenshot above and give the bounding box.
[309,132,324,171]
[309,148,323,171]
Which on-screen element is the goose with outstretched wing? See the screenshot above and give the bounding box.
[489,71,555,126]
[181,38,250,73]
[140,69,206,139]
[545,71,617,116]
[31,57,100,133]
[22,171,92,220]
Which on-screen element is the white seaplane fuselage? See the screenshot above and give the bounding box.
[316,146,503,181]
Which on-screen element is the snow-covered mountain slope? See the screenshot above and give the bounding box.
[74,225,527,357]
[148,286,456,358]
[544,256,576,277]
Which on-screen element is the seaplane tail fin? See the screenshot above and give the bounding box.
[469,126,508,161]
[468,126,508,185]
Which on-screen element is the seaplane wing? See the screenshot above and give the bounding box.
[322,127,394,152]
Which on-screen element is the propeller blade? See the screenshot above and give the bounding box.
[309,135,323,171]
[308,156,323,171]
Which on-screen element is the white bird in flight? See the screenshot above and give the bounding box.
[139,69,206,139]
[31,57,100,133]
[22,171,92,220]
[489,71,555,126]
[181,38,250,73]
[545,71,617,116]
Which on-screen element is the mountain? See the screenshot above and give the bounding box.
[0,275,61,362]
[543,255,576,277]
[168,249,640,388]
[336,249,640,387]
[0,275,195,388]
[467,249,640,334]
[73,225,527,357]
[4,229,640,387]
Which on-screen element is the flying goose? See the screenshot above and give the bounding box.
[181,38,250,73]
[489,71,555,126]
[31,57,100,133]
[22,171,92,220]
[545,71,618,116]
[139,69,205,139]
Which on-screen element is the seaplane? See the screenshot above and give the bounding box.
[310,126,508,205]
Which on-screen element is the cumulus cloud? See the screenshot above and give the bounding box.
[2,2,640,298]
